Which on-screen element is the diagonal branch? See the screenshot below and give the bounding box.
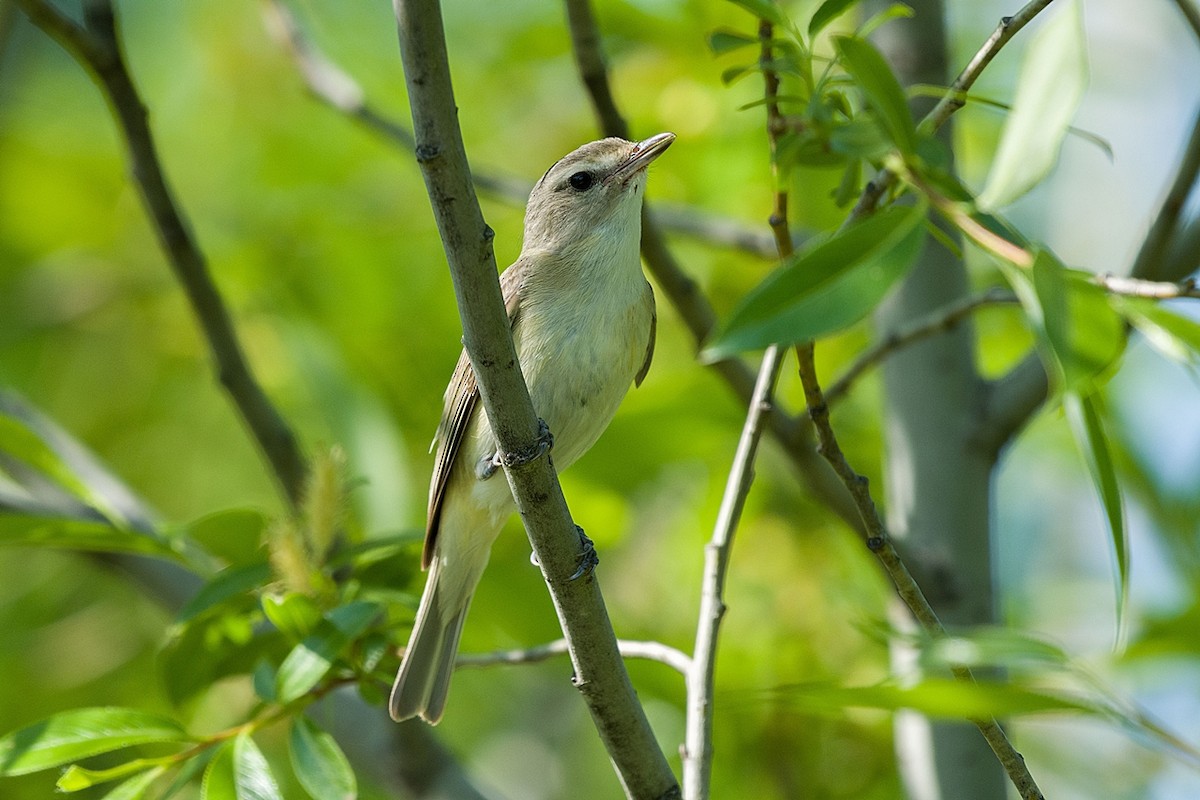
[392,1,678,797]
[456,638,692,676]
[14,0,308,509]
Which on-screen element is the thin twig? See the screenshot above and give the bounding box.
[456,638,692,676]
[1128,103,1200,282]
[681,22,791,800]
[852,0,1060,223]
[14,0,309,508]
[392,2,679,797]
[825,288,1019,406]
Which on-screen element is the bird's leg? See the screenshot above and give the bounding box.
[568,526,599,580]
[477,418,554,480]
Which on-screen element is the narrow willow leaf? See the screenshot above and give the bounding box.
[1064,392,1128,631]
[809,0,859,37]
[182,509,268,567]
[726,0,788,28]
[0,708,188,776]
[262,592,324,642]
[0,413,121,522]
[233,733,283,800]
[1115,297,1200,364]
[289,717,356,800]
[0,514,185,564]
[99,766,166,800]
[58,758,162,791]
[202,742,236,800]
[275,602,380,703]
[977,0,1087,210]
[705,203,927,359]
[177,562,272,623]
[835,35,917,153]
[857,2,914,38]
[775,678,1092,719]
[708,29,758,55]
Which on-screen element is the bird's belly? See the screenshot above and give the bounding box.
[521,300,650,471]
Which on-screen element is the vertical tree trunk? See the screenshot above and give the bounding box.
[867,2,1007,798]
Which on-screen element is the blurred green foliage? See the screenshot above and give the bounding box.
[2,0,1200,798]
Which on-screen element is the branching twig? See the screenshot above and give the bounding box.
[457,638,692,676]
[852,0,1060,223]
[14,0,308,508]
[392,1,678,797]
[825,288,1019,406]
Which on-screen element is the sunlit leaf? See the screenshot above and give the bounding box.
[275,602,380,703]
[262,592,323,642]
[232,733,283,800]
[202,742,236,800]
[809,0,859,37]
[977,0,1087,210]
[58,759,162,791]
[182,509,268,567]
[835,35,917,153]
[725,0,789,28]
[0,513,185,564]
[857,2,914,38]
[708,29,758,55]
[98,766,166,800]
[177,562,272,623]
[774,678,1091,719]
[705,203,927,358]
[0,708,188,776]
[1064,392,1128,631]
[289,717,356,800]
[1114,297,1200,364]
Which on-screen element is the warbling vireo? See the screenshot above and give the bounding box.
[389,132,675,724]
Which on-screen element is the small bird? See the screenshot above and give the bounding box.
[389,132,675,724]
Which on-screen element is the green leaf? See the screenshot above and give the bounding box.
[275,602,380,703]
[705,203,927,359]
[289,717,356,800]
[0,513,185,564]
[829,119,892,160]
[725,0,788,28]
[1114,297,1200,364]
[1064,392,1128,631]
[777,678,1091,719]
[58,759,162,791]
[0,413,121,522]
[1005,251,1126,392]
[707,29,758,56]
[178,562,272,623]
[160,747,214,800]
[182,509,268,567]
[202,742,236,800]
[0,708,188,776]
[262,592,324,642]
[977,0,1087,210]
[835,35,916,154]
[161,616,287,706]
[809,0,859,37]
[857,2,914,38]
[252,660,278,703]
[232,733,283,800]
[98,767,167,800]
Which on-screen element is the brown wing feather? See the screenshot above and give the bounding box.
[422,264,527,568]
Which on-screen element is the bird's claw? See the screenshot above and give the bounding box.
[568,526,599,580]
[480,419,554,480]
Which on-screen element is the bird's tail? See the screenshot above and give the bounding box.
[389,558,470,724]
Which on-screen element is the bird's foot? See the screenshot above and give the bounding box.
[477,419,554,480]
[568,526,599,581]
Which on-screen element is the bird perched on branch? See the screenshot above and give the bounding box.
[390,132,676,724]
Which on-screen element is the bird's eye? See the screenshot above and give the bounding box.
[568,171,594,191]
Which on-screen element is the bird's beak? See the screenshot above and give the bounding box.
[610,132,676,184]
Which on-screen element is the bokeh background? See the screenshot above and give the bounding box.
[1,0,1199,797]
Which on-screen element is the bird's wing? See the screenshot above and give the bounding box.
[423,265,526,568]
[635,282,656,387]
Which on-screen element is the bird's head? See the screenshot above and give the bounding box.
[521,132,675,255]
